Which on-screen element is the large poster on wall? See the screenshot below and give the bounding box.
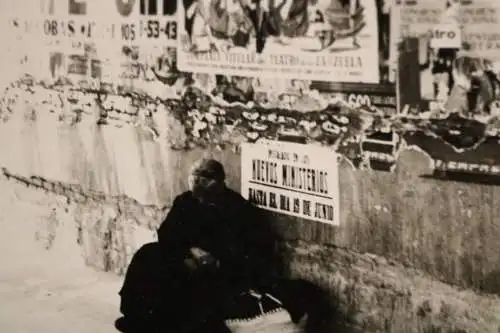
[241,140,340,225]
[176,0,380,82]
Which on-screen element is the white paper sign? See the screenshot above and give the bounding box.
[430,23,462,49]
[241,140,340,226]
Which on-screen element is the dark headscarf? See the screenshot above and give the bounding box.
[190,157,226,181]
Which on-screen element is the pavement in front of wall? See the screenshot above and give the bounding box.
[0,265,122,333]
[0,196,123,333]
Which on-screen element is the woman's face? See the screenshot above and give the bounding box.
[188,174,219,200]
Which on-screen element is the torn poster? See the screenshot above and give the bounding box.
[241,140,340,225]
[393,0,500,118]
[17,0,179,47]
[311,82,397,116]
[177,0,380,83]
[388,0,500,184]
[401,113,500,185]
[7,0,179,90]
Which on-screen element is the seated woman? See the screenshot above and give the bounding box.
[116,158,283,333]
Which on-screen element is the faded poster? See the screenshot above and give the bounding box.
[30,0,178,47]
[1,0,184,139]
[390,0,446,111]
[177,0,380,82]
[7,0,179,91]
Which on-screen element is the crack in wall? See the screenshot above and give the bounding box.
[1,166,166,275]
[1,166,167,229]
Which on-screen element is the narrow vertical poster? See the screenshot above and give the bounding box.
[177,0,380,82]
[390,0,447,113]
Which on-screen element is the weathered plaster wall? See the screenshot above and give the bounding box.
[2,88,500,295]
[3,167,500,333]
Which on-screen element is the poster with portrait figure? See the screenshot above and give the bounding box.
[177,0,380,83]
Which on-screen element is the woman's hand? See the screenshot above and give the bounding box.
[184,247,219,271]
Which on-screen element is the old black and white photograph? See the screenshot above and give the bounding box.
[1,0,500,333]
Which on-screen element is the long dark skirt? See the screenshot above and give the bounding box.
[117,242,233,333]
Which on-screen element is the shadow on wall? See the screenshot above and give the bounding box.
[252,209,359,333]
[277,279,361,333]
[247,208,363,333]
